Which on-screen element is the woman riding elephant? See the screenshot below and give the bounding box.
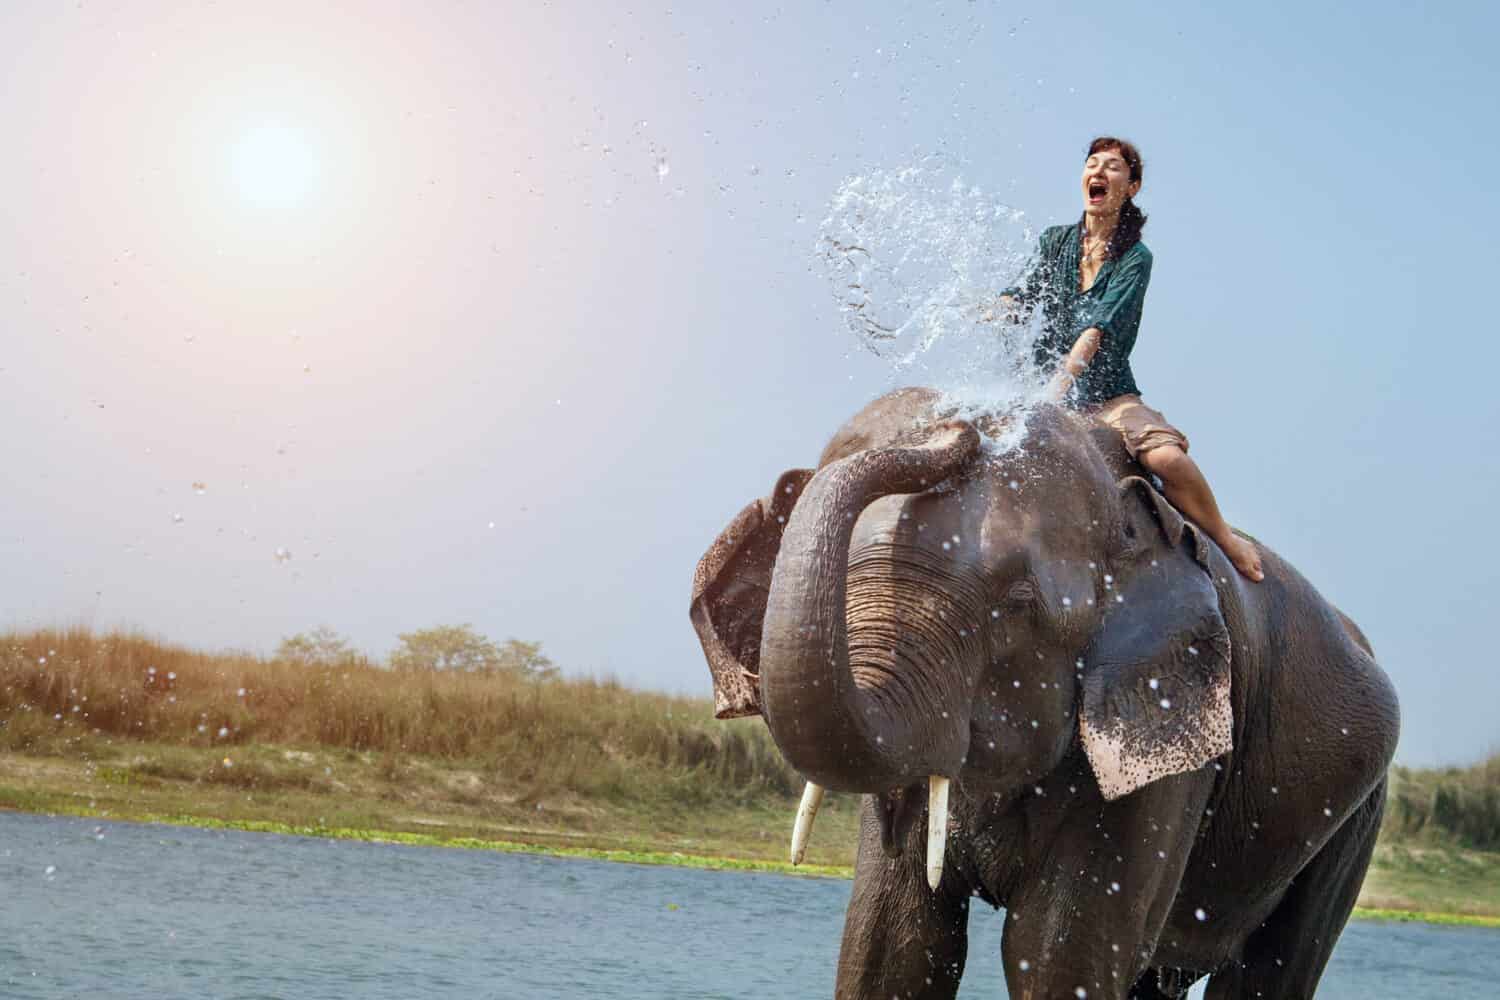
[996,136,1264,581]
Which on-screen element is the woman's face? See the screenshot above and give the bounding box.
[1081,146,1140,219]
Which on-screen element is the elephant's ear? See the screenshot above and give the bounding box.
[1080,477,1232,800]
[690,468,814,719]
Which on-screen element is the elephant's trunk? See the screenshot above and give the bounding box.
[758,422,980,792]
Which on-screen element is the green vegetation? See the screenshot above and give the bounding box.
[1384,758,1500,852]
[2,627,1497,926]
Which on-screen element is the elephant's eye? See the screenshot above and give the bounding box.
[1004,579,1038,606]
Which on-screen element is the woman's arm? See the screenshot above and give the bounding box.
[1047,327,1102,400]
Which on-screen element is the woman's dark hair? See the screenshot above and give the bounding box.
[1082,136,1147,258]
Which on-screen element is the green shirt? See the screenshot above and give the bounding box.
[1002,223,1153,406]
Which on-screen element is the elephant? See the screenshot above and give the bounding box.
[689,388,1399,999]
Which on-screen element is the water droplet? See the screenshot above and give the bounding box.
[1148,678,1159,690]
[192,481,207,495]
[1195,908,1207,922]
[1160,699,1171,709]
[655,156,671,180]
[236,688,246,697]
[274,547,292,564]
[171,513,184,524]
[1075,988,1088,998]
[1110,881,1121,892]
[1323,807,1333,817]
[1018,959,1031,971]
[217,726,229,738]
[1061,596,1072,607]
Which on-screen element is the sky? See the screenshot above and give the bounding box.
[1,1,1496,767]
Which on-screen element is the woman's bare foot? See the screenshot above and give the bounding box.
[1222,532,1264,582]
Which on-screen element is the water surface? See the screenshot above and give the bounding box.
[2,813,1494,998]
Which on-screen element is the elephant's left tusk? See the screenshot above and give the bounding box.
[927,776,950,891]
[790,782,825,865]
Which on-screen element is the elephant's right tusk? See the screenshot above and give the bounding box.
[927,776,950,891]
[790,782,825,865]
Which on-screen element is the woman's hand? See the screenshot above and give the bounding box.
[1046,370,1076,402]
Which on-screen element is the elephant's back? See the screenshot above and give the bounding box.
[1333,606,1374,657]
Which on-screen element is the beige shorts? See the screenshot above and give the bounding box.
[1090,394,1190,459]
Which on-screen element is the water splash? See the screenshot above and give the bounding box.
[816,156,1054,450]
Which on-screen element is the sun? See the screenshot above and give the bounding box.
[229,121,322,208]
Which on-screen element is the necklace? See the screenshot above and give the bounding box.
[1080,229,1113,262]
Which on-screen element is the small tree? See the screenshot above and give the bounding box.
[388,625,559,679]
[495,638,559,681]
[276,625,353,667]
[390,624,503,673]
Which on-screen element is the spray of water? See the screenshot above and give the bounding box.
[816,156,1055,451]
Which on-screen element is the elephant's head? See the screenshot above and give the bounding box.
[690,389,1232,868]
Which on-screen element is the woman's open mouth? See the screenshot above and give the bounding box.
[1087,179,1108,205]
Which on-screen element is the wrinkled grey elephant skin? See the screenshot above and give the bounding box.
[690,388,1399,1000]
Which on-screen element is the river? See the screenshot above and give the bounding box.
[1,812,1494,998]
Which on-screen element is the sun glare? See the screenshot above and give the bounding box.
[229,122,322,208]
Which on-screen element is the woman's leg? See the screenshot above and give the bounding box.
[1138,444,1265,582]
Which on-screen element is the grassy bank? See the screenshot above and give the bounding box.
[3,628,1497,926]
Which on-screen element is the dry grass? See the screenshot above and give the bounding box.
[0,627,797,807]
